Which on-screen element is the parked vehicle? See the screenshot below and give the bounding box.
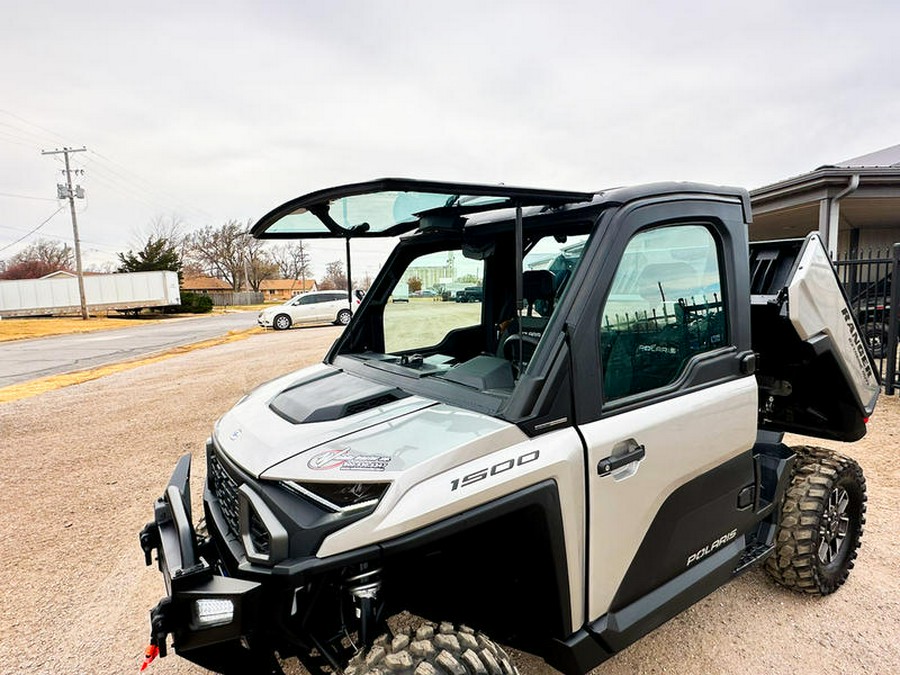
[141,179,878,675]
[849,272,894,357]
[455,285,484,302]
[391,281,409,303]
[257,290,357,330]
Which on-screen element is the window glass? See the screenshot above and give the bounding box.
[384,252,484,353]
[600,225,726,400]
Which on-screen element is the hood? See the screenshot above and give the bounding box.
[214,363,522,482]
[214,364,438,477]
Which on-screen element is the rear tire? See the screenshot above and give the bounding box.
[864,323,888,358]
[345,622,518,675]
[273,314,292,331]
[336,309,352,325]
[765,445,866,595]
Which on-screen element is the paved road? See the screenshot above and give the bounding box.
[0,311,259,387]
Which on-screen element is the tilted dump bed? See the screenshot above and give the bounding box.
[749,233,879,441]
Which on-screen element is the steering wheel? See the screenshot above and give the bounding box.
[499,333,541,373]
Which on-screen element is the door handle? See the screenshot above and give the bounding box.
[598,444,645,477]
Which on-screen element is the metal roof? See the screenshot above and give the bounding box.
[834,143,900,168]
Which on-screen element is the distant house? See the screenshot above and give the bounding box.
[259,278,317,301]
[181,276,232,294]
[39,270,77,280]
[39,270,103,279]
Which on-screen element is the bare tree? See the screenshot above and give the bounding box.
[84,261,117,274]
[186,220,248,290]
[270,242,312,292]
[10,238,74,270]
[243,236,278,292]
[319,260,347,290]
[186,219,277,291]
[143,214,189,262]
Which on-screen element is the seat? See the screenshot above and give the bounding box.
[497,270,557,363]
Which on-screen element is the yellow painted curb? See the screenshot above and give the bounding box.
[0,317,168,343]
[0,327,262,404]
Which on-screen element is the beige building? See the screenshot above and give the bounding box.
[259,278,317,300]
[181,276,232,294]
[751,144,900,257]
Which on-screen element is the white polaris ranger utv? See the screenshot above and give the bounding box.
[140,179,879,675]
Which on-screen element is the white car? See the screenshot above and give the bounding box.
[258,290,358,330]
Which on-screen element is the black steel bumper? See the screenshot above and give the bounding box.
[140,454,262,658]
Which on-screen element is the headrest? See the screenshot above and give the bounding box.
[523,270,556,304]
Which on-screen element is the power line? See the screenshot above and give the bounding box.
[85,150,216,222]
[0,110,70,145]
[0,110,216,226]
[0,224,120,252]
[0,129,40,150]
[0,120,51,147]
[0,207,65,254]
[74,163,164,211]
[0,191,59,202]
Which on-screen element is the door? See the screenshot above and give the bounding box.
[289,294,319,323]
[571,204,760,639]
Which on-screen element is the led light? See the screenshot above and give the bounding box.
[285,481,390,512]
[192,598,234,628]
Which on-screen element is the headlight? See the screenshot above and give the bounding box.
[283,481,389,513]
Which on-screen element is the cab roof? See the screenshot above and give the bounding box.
[251,178,751,240]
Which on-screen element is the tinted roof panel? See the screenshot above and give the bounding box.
[252,178,593,239]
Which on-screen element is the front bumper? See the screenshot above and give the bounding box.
[140,454,262,658]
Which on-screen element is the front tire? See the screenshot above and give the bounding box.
[765,446,866,595]
[345,622,518,675]
[273,314,292,331]
[336,308,352,325]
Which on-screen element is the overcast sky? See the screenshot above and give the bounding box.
[1,0,898,278]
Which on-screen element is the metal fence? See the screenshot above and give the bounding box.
[834,244,900,394]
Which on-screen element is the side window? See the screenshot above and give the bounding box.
[600,224,726,400]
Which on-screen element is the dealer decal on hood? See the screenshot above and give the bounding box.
[307,448,392,472]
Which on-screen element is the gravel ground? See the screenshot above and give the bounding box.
[0,326,897,675]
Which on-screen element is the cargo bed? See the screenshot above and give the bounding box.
[749,233,879,441]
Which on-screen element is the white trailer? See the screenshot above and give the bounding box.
[0,271,181,317]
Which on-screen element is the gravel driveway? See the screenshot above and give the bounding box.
[0,326,897,674]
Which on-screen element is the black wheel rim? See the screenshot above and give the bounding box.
[818,486,851,565]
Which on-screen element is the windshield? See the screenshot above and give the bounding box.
[336,228,591,399]
[253,179,594,239]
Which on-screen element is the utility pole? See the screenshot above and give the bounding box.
[42,146,88,319]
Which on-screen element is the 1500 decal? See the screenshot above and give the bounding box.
[450,450,540,491]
